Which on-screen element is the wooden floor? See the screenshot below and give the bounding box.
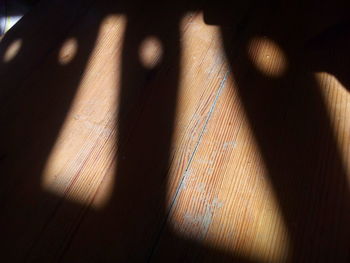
[0,1,349,262]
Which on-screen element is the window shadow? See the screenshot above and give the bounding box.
[0,0,349,262]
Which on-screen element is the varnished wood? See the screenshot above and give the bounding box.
[1,1,349,262]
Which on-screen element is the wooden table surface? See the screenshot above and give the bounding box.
[0,0,349,262]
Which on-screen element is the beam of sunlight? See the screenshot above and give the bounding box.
[167,11,226,164]
[3,38,22,62]
[172,75,291,263]
[315,72,350,186]
[138,36,163,69]
[166,11,226,204]
[247,36,287,78]
[41,14,127,209]
[58,37,78,65]
[167,13,291,263]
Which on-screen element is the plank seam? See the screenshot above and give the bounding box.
[146,69,230,262]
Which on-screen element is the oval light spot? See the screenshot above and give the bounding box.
[3,38,22,62]
[139,36,163,69]
[58,38,78,65]
[247,37,287,77]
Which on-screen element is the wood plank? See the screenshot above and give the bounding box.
[60,12,230,263]
[152,5,350,262]
[1,1,350,262]
[0,4,230,261]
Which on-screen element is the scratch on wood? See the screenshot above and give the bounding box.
[147,70,230,261]
[223,140,236,150]
[170,69,230,209]
[181,196,224,241]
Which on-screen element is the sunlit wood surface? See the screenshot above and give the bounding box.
[0,1,349,262]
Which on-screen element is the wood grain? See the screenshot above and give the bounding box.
[1,1,349,262]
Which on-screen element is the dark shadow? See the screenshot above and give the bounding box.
[0,0,349,262]
[218,1,350,261]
